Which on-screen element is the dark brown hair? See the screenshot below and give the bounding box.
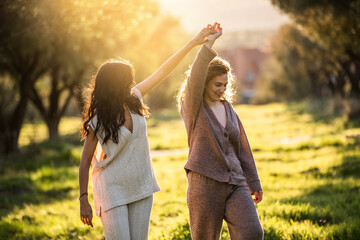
[177,57,235,110]
[81,59,149,144]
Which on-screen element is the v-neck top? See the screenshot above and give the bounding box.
[88,88,160,216]
[180,45,262,192]
[207,101,227,129]
[203,101,247,185]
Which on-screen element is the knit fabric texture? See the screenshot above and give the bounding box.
[180,45,262,192]
[89,88,160,216]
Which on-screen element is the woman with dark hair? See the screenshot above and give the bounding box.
[78,26,216,239]
[177,23,264,240]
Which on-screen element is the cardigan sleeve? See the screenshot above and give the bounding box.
[181,45,217,127]
[236,115,262,192]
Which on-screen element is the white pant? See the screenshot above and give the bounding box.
[100,195,153,240]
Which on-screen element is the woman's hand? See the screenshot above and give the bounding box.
[80,197,93,227]
[252,190,263,204]
[207,22,222,41]
[189,27,217,46]
[205,22,222,49]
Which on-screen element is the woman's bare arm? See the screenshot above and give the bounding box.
[135,27,216,96]
[78,128,98,227]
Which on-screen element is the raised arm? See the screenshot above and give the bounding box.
[135,27,216,97]
[78,128,98,228]
[182,24,222,119]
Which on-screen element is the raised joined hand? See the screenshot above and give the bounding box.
[206,22,222,42]
[190,27,217,46]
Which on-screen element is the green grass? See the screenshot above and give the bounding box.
[147,109,188,150]
[18,117,83,146]
[0,102,359,239]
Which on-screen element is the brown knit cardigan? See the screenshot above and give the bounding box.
[180,45,262,192]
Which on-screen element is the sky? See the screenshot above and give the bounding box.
[157,0,290,32]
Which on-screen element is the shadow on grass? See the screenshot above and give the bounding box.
[0,221,96,240]
[0,175,73,216]
[286,98,360,127]
[300,138,360,179]
[270,136,360,162]
[279,181,360,239]
[276,149,360,239]
[303,154,360,180]
[60,132,83,147]
[0,136,81,217]
[0,134,81,173]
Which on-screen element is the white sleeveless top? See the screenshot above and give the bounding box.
[89,88,160,216]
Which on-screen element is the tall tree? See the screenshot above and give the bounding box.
[254,24,335,103]
[271,0,360,97]
[28,0,162,139]
[0,0,50,154]
[0,0,179,153]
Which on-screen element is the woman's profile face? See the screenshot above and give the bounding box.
[204,74,228,102]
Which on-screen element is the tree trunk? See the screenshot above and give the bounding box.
[1,130,20,155]
[29,67,79,140]
[326,70,347,98]
[47,119,60,139]
[345,50,360,97]
[340,60,360,98]
[0,88,29,155]
[335,70,346,98]
[326,74,336,97]
[308,71,322,98]
[348,68,360,97]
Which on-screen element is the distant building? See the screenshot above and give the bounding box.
[220,48,268,103]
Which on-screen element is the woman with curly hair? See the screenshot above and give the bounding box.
[177,23,264,240]
[78,26,216,239]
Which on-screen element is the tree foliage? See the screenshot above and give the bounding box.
[0,0,186,154]
[270,0,360,97]
[26,0,161,139]
[254,24,335,103]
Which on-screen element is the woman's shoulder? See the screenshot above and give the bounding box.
[222,99,233,109]
[222,100,239,118]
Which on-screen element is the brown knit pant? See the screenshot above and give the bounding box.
[187,171,263,240]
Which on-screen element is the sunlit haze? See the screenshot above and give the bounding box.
[158,0,289,32]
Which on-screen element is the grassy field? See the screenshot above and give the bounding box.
[0,102,359,239]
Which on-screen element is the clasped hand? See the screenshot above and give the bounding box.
[191,22,223,46]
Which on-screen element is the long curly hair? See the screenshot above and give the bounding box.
[177,57,236,111]
[81,59,149,144]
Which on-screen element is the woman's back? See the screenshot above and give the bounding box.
[89,88,160,216]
